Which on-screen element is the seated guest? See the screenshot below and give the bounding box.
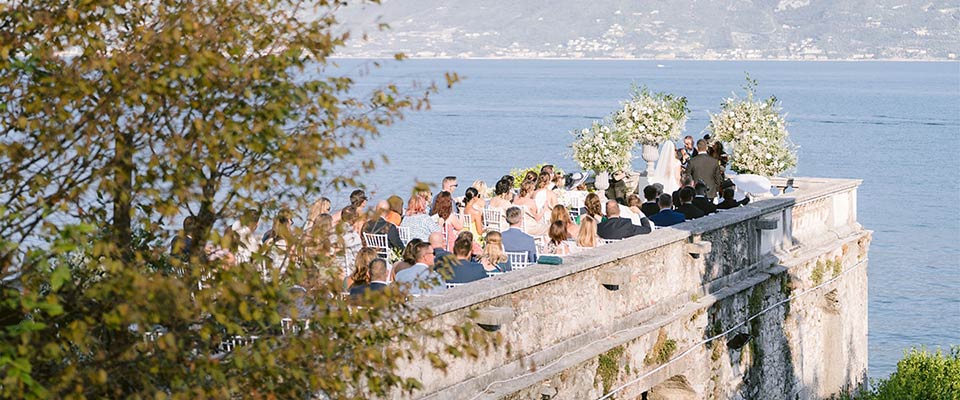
[304,197,330,232]
[171,215,198,258]
[428,232,453,261]
[431,191,464,250]
[349,258,389,299]
[346,247,377,289]
[333,189,368,223]
[444,233,488,284]
[550,204,579,239]
[362,200,404,250]
[676,187,706,220]
[650,193,686,227]
[501,206,538,263]
[597,200,652,240]
[672,174,695,208]
[480,231,512,273]
[542,220,571,255]
[399,194,440,241]
[385,195,404,226]
[583,192,605,222]
[576,215,599,249]
[641,185,661,217]
[692,182,718,215]
[620,196,647,226]
[430,176,459,214]
[717,187,750,210]
[488,178,514,209]
[391,238,423,280]
[394,242,446,295]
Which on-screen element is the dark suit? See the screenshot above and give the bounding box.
[676,203,705,220]
[641,201,660,218]
[362,217,403,249]
[349,282,388,299]
[447,259,488,284]
[692,196,717,215]
[687,154,724,199]
[650,209,685,227]
[717,197,750,210]
[597,217,652,239]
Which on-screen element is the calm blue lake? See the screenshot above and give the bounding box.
[334,59,960,378]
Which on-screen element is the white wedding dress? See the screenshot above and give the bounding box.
[649,141,682,194]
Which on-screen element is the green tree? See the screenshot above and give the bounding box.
[0,0,482,398]
[837,347,960,400]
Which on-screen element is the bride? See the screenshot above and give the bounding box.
[649,141,682,194]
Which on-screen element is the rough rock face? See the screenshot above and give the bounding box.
[401,177,869,399]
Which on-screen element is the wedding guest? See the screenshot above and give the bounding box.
[349,258,389,299]
[597,201,651,240]
[480,231,512,273]
[679,135,697,170]
[489,178,514,209]
[692,182,718,215]
[385,195,404,226]
[708,141,728,168]
[391,238,423,279]
[720,179,751,207]
[428,232,453,261]
[576,215,599,249]
[542,220,571,255]
[513,180,546,235]
[333,189,368,223]
[305,197,331,231]
[676,187,706,220]
[650,193,686,227]
[534,172,558,212]
[522,170,538,185]
[431,191,463,250]
[621,195,646,226]
[431,176,459,214]
[584,192,605,222]
[471,180,490,202]
[501,206,537,263]
[228,208,261,263]
[540,164,555,178]
[550,204,579,239]
[394,242,446,295]
[717,187,750,210]
[641,185,662,217]
[262,209,295,274]
[462,187,485,236]
[687,139,724,199]
[170,216,198,258]
[672,174,696,208]
[335,205,363,276]
[400,194,440,241]
[444,233,488,284]
[346,247,376,289]
[361,201,404,250]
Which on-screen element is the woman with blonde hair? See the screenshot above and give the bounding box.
[576,215,599,249]
[471,180,490,202]
[550,204,579,239]
[480,231,511,272]
[305,197,331,232]
[347,247,377,290]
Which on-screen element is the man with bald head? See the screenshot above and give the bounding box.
[361,200,403,249]
[597,200,652,240]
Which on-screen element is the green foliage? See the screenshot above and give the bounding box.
[644,329,677,366]
[596,345,625,395]
[836,347,960,400]
[508,163,564,188]
[0,0,476,398]
[812,260,827,285]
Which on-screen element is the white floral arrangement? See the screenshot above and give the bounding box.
[571,121,633,173]
[707,79,797,176]
[612,87,689,146]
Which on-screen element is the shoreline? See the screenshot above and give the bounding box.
[331,55,957,63]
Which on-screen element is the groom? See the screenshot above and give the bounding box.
[687,139,724,199]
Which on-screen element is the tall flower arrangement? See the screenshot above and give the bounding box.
[707,78,797,176]
[613,87,689,145]
[571,121,633,173]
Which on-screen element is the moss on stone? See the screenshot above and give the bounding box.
[811,260,826,285]
[644,329,677,366]
[596,345,624,395]
[830,257,843,278]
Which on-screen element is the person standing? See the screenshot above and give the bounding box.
[687,139,724,200]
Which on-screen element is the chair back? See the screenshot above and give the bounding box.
[483,208,505,232]
[505,251,531,270]
[362,232,390,259]
[460,213,472,232]
[397,226,412,245]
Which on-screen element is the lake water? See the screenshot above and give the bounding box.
[334,59,960,378]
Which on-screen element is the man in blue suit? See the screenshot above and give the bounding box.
[349,258,390,299]
[442,233,488,284]
[500,206,537,263]
[650,193,686,227]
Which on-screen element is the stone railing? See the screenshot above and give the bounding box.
[401,177,866,399]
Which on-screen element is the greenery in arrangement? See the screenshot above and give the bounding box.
[508,163,564,188]
[707,77,798,176]
[0,1,495,398]
[571,121,634,173]
[612,86,689,146]
[836,347,959,400]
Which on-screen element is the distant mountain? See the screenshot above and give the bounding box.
[334,0,959,60]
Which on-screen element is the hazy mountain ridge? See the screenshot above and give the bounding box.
[334,0,959,60]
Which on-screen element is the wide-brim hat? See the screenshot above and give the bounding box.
[567,172,589,190]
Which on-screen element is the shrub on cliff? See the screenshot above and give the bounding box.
[840,347,960,400]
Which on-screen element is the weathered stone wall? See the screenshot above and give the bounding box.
[398,177,870,400]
